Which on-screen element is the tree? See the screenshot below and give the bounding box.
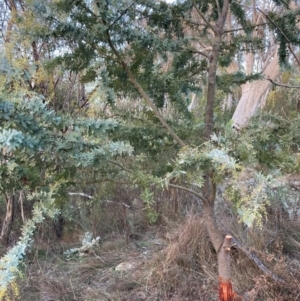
[232,1,300,127]
[0,56,133,297]
[19,1,233,299]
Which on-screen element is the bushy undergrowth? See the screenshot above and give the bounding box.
[12,199,300,301]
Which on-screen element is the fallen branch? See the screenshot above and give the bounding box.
[68,192,93,199]
[217,221,285,284]
[68,192,131,208]
[231,236,286,284]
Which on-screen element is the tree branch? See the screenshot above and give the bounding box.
[256,6,300,66]
[231,236,286,283]
[168,183,209,203]
[192,0,217,33]
[105,28,185,147]
[267,77,300,89]
[68,192,131,208]
[108,3,135,30]
[223,22,268,33]
[185,47,210,58]
[215,0,221,16]
[218,0,230,32]
[108,160,132,173]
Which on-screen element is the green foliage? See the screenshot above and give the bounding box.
[226,171,276,228]
[140,188,159,224]
[0,55,35,87]
[0,194,58,300]
[162,138,240,191]
[217,71,261,93]
[240,114,300,171]
[23,0,204,116]
[0,53,133,293]
[267,6,300,66]
[3,0,299,290]
[0,91,132,191]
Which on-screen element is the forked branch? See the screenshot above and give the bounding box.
[105,29,185,147]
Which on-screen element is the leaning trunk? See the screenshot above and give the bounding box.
[232,47,280,128]
[0,194,15,246]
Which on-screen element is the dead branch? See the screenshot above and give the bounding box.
[267,77,300,89]
[232,236,286,283]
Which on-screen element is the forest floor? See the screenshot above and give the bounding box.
[19,231,220,301]
[13,214,300,301]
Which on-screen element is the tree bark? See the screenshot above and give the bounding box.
[218,235,237,301]
[0,194,15,246]
[202,180,240,301]
[203,0,229,139]
[199,0,229,246]
[230,2,282,128]
[232,47,280,128]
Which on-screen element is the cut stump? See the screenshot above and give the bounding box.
[219,277,240,301]
[218,235,242,301]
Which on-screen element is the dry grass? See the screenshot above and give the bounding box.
[147,215,218,301]
[14,197,300,301]
[19,235,148,301]
[216,201,300,300]
[146,211,300,301]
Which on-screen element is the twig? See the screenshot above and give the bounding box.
[68,192,131,208]
[68,192,93,199]
[92,251,105,262]
[215,0,221,15]
[257,6,300,66]
[108,159,132,173]
[108,2,135,30]
[192,0,216,33]
[80,98,89,108]
[168,183,209,203]
[19,190,25,223]
[294,291,300,301]
[104,178,131,185]
[267,77,300,89]
[69,279,77,300]
[103,199,131,208]
[223,22,268,33]
[185,47,210,58]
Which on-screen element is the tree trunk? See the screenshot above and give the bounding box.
[230,1,281,128]
[0,194,15,246]
[218,235,239,301]
[199,2,240,299]
[232,47,280,128]
[202,179,239,301]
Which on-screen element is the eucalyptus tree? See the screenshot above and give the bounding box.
[232,0,300,127]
